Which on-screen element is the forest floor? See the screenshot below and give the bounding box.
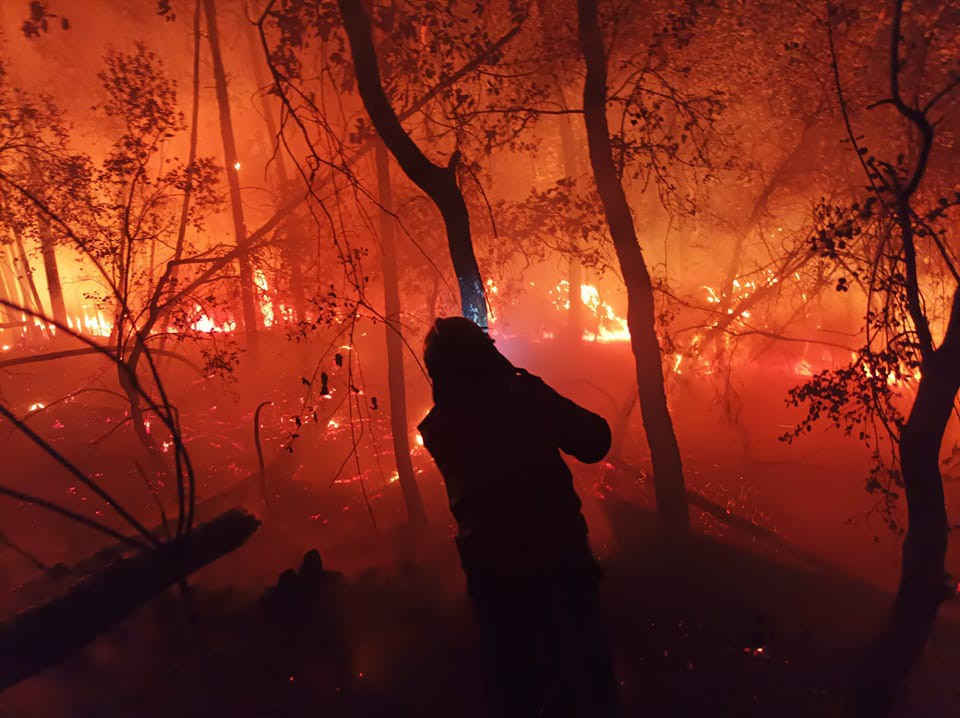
[2,473,959,718]
[1,335,959,716]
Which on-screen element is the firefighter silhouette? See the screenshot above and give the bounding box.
[419,316,618,718]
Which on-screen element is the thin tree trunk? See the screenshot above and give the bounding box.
[0,273,13,327]
[850,5,954,710]
[852,292,958,716]
[158,0,203,358]
[375,142,426,525]
[557,104,585,342]
[36,217,66,327]
[10,230,50,341]
[0,252,31,333]
[161,25,522,319]
[0,252,22,327]
[540,0,584,343]
[203,0,260,351]
[427,274,440,323]
[122,0,203,467]
[337,0,488,328]
[577,0,689,537]
[245,23,307,323]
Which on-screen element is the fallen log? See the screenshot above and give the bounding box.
[0,508,260,692]
[608,459,829,568]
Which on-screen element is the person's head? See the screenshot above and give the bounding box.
[423,317,513,403]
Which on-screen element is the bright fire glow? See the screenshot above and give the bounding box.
[554,281,631,343]
[63,309,113,337]
[579,285,630,343]
[254,270,275,327]
[190,307,236,333]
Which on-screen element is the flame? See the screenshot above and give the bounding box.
[60,308,114,337]
[190,306,236,333]
[254,270,275,328]
[557,282,631,343]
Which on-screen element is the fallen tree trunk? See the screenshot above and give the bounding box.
[0,508,260,692]
[609,458,830,569]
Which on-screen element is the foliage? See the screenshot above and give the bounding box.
[781,0,960,528]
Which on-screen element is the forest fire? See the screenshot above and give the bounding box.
[0,0,958,717]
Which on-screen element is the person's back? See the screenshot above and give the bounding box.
[419,367,609,579]
[418,317,618,718]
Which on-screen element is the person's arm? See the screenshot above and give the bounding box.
[520,372,611,463]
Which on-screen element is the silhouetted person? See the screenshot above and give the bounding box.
[418,317,618,718]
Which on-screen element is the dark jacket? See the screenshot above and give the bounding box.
[418,370,611,579]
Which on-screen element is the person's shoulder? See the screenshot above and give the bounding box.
[514,369,552,395]
[510,371,559,411]
[416,406,439,434]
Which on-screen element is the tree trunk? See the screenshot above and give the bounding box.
[161,24,522,320]
[36,218,66,327]
[125,0,203,466]
[851,290,958,716]
[0,509,260,692]
[557,103,585,342]
[337,0,488,328]
[0,252,23,327]
[9,230,50,341]
[0,252,33,336]
[577,0,689,537]
[245,23,308,323]
[203,0,260,351]
[161,0,203,340]
[375,142,427,525]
